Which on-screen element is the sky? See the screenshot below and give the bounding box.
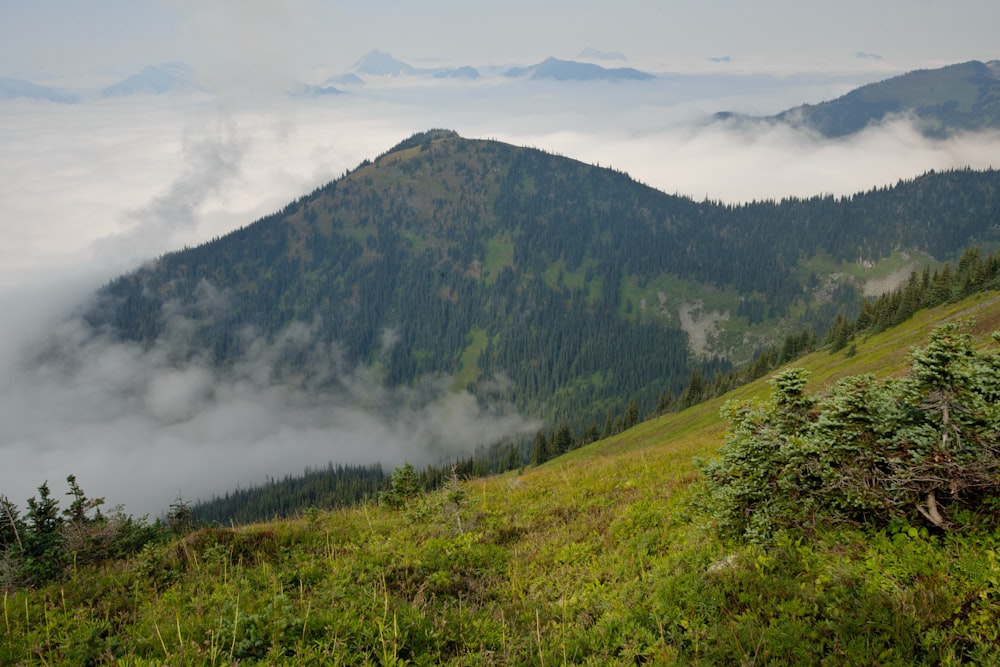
[1,0,999,517]
[3,0,1000,81]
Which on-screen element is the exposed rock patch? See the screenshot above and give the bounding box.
[678,301,729,357]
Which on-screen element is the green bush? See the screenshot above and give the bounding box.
[696,323,1000,543]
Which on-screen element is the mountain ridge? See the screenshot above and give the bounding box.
[101,61,200,97]
[0,77,79,103]
[82,130,1000,428]
[503,57,654,81]
[717,58,1000,137]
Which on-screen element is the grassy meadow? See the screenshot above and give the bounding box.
[3,292,1000,665]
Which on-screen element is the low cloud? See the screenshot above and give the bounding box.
[0,292,539,517]
[93,116,249,268]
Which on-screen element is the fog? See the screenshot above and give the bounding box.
[2,74,999,517]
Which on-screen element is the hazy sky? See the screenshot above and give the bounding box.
[3,0,999,83]
[1,0,999,517]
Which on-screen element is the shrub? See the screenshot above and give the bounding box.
[696,323,1000,543]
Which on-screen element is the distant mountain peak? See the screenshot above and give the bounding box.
[352,50,415,76]
[382,129,460,156]
[504,57,654,82]
[101,62,199,97]
[325,72,364,87]
[0,77,78,103]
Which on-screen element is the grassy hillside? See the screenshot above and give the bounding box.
[4,293,999,665]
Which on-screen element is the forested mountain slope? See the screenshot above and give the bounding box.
[719,59,1000,137]
[85,129,1000,423]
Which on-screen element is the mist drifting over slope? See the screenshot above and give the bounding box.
[2,70,999,516]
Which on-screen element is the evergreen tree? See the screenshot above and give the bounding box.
[24,482,65,583]
[381,463,422,509]
[551,424,573,456]
[624,399,640,429]
[0,495,24,554]
[167,495,196,535]
[681,369,704,407]
[931,264,954,304]
[63,474,103,525]
[601,413,614,439]
[507,443,521,471]
[531,431,549,466]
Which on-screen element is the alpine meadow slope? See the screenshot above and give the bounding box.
[3,291,999,664]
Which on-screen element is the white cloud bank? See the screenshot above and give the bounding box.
[0,293,539,517]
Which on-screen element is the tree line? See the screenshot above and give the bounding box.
[827,246,1000,352]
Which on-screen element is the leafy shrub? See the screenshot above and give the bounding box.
[696,323,1000,543]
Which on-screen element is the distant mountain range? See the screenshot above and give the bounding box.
[503,57,654,81]
[346,50,651,82]
[344,51,480,81]
[5,56,999,139]
[327,49,656,83]
[351,50,418,77]
[83,129,1000,426]
[286,82,343,98]
[717,59,1000,137]
[101,62,200,97]
[0,77,78,103]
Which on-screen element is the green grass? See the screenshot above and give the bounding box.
[483,236,515,285]
[540,258,596,294]
[452,327,488,390]
[3,292,999,665]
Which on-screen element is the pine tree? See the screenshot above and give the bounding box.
[381,463,422,509]
[506,443,521,471]
[64,474,103,525]
[624,399,640,428]
[167,495,196,535]
[682,369,704,407]
[531,431,548,466]
[24,481,65,583]
[601,413,614,439]
[552,424,574,455]
[0,495,24,554]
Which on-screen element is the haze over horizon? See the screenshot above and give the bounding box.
[2,0,999,517]
[4,0,999,82]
